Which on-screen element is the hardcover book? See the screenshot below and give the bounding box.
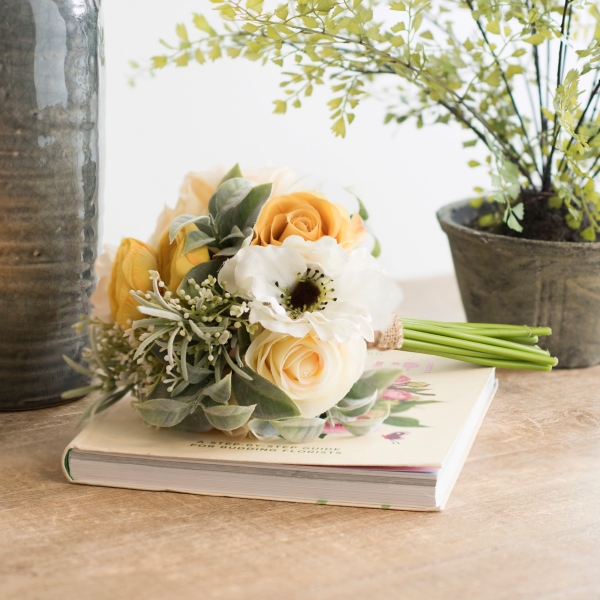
[62,350,498,511]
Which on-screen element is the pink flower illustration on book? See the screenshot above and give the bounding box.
[319,374,440,439]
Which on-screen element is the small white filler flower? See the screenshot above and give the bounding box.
[218,235,402,343]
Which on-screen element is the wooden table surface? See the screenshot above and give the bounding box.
[2,276,600,600]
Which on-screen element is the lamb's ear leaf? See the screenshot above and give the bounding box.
[133,398,193,427]
[202,373,232,404]
[214,182,269,235]
[337,403,390,436]
[169,214,200,243]
[173,406,213,432]
[247,418,279,441]
[185,364,212,385]
[208,178,253,220]
[218,163,243,185]
[334,391,377,417]
[270,417,325,443]
[177,260,221,298]
[233,182,273,231]
[232,367,301,420]
[203,403,256,431]
[183,229,216,255]
[345,368,404,400]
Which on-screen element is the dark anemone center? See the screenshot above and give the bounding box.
[288,280,321,310]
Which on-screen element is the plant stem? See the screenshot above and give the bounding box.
[403,324,551,356]
[544,0,573,190]
[402,329,557,365]
[400,344,554,372]
[465,0,541,178]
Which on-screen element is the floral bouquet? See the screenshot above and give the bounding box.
[63,165,558,443]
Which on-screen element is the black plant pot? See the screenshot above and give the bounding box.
[0,0,103,409]
[437,200,600,369]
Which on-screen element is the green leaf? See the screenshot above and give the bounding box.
[384,416,425,428]
[151,56,168,69]
[345,367,404,400]
[485,20,500,34]
[580,226,597,242]
[208,178,254,221]
[332,118,346,138]
[270,417,325,443]
[389,400,439,413]
[133,398,193,427]
[512,202,524,220]
[174,53,189,67]
[506,213,523,232]
[202,373,232,404]
[169,214,201,243]
[273,100,287,114]
[193,13,214,34]
[176,24,189,41]
[247,418,279,441]
[177,260,221,298]
[222,182,273,232]
[185,364,212,385]
[523,33,545,45]
[371,236,381,258]
[232,368,301,420]
[548,196,562,209]
[62,354,94,377]
[506,65,524,79]
[339,404,390,436]
[219,163,243,185]
[183,229,216,255]
[173,406,214,432]
[203,403,256,430]
[335,391,377,417]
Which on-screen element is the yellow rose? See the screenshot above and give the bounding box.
[245,329,367,418]
[108,238,159,328]
[251,191,366,251]
[157,224,210,291]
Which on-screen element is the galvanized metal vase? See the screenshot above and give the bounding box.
[0,0,103,409]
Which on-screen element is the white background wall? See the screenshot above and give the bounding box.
[102,0,488,280]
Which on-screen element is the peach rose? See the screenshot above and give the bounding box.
[108,238,159,328]
[157,224,210,291]
[245,329,367,417]
[251,191,366,251]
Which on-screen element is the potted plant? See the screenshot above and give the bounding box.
[140,0,600,367]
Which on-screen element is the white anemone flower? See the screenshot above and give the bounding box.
[218,235,402,343]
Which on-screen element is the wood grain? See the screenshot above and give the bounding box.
[1,276,599,600]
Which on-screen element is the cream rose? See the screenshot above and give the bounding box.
[245,330,367,417]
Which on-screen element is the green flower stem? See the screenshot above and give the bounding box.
[400,344,553,372]
[402,329,557,366]
[496,335,540,345]
[402,323,551,357]
[402,319,552,337]
[400,337,555,368]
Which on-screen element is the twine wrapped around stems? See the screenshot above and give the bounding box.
[369,315,404,350]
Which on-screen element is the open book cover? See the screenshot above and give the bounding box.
[63,350,498,511]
